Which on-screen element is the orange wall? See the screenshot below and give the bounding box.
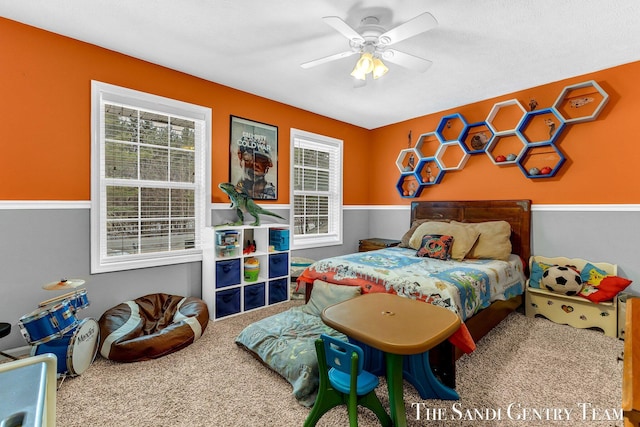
[2,17,639,207]
[369,61,640,204]
[0,18,371,205]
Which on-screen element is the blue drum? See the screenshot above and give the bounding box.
[31,318,100,377]
[18,300,77,345]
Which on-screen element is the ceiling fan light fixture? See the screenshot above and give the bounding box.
[372,57,388,79]
[357,52,375,74]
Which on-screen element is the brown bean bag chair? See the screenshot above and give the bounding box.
[98,293,209,362]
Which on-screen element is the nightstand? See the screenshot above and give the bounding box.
[358,238,401,252]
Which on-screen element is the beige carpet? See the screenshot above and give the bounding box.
[56,301,624,426]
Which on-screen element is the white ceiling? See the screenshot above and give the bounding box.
[3,0,640,129]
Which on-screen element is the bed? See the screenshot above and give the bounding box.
[236,199,531,406]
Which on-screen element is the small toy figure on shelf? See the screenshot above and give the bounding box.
[570,97,594,108]
[529,98,538,111]
[545,118,556,137]
[407,154,415,170]
[243,240,257,254]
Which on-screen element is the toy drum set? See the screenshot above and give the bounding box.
[17,279,99,379]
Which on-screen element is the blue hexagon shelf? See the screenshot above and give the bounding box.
[517,108,566,145]
[396,172,423,198]
[517,143,566,179]
[436,113,467,143]
[460,121,494,154]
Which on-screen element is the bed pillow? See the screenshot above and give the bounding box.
[416,234,454,260]
[578,263,632,303]
[300,279,362,317]
[399,219,450,248]
[408,221,479,261]
[451,220,512,260]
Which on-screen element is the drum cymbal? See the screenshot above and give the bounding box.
[42,278,86,291]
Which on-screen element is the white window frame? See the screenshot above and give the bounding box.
[290,128,343,250]
[91,81,211,273]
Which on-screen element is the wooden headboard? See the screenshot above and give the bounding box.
[410,200,532,270]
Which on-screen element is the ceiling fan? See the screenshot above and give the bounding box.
[301,12,438,83]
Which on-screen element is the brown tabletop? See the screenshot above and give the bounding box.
[321,292,461,355]
[321,292,462,427]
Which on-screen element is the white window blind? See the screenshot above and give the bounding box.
[290,128,342,249]
[91,81,211,273]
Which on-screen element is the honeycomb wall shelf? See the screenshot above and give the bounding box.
[436,141,469,171]
[415,132,442,158]
[553,80,609,124]
[486,99,528,135]
[393,80,608,196]
[396,173,423,198]
[436,113,467,142]
[517,143,566,179]
[460,122,494,154]
[485,132,527,166]
[396,148,420,173]
[415,157,444,186]
[517,108,566,145]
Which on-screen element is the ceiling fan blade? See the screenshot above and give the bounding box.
[322,16,364,44]
[378,12,438,46]
[301,50,357,69]
[382,49,433,72]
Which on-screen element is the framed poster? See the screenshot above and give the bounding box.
[229,116,278,200]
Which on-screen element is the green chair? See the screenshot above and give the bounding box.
[304,334,392,427]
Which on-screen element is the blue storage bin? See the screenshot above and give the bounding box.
[268,253,289,279]
[216,259,241,288]
[269,228,290,251]
[215,288,240,318]
[268,278,288,304]
[244,283,266,311]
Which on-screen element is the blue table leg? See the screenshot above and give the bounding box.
[403,351,459,400]
[385,353,407,427]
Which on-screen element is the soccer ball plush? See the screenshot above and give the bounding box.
[542,265,583,296]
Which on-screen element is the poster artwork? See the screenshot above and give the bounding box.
[229,117,278,200]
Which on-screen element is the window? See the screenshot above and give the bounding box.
[290,128,342,249]
[91,81,211,273]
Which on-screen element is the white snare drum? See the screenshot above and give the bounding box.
[18,300,77,345]
[31,318,100,377]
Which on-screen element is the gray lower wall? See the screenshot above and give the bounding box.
[1,205,638,349]
[0,209,201,350]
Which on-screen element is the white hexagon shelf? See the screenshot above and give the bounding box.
[517,108,566,145]
[395,148,420,173]
[415,132,443,159]
[485,132,527,166]
[486,99,527,135]
[436,141,469,170]
[553,80,609,124]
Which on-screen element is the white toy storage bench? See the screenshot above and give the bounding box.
[525,256,618,338]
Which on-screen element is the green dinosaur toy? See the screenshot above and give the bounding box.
[218,182,285,226]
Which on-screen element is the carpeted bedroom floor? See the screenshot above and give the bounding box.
[55,300,624,426]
